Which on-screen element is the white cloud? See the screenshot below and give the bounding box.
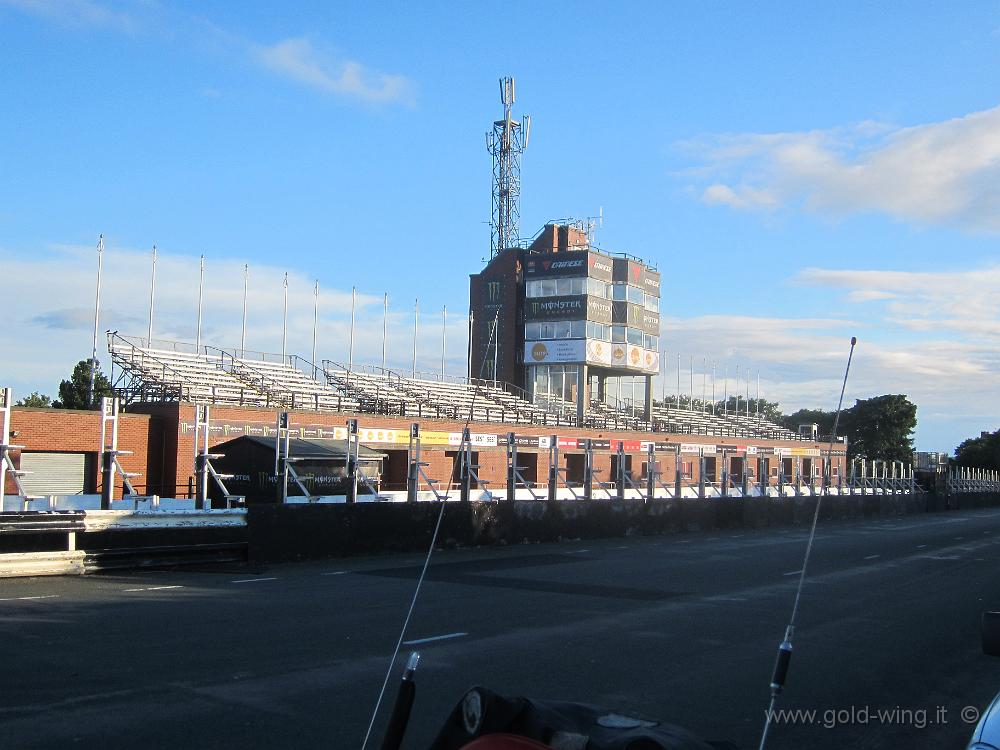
[1,0,135,31]
[680,105,1000,231]
[2,2,417,107]
[256,37,416,106]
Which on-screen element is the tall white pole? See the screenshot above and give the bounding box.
[756,370,761,420]
[440,305,447,380]
[734,363,740,417]
[466,310,474,382]
[240,264,248,356]
[493,311,499,384]
[711,361,716,414]
[348,286,356,373]
[311,280,319,374]
[746,372,751,419]
[195,254,205,351]
[281,272,288,358]
[701,357,707,414]
[381,292,388,372]
[676,353,681,409]
[689,355,694,411]
[660,346,667,407]
[723,365,728,417]
[89,234,104,406]
[411,298,418,377]
[147,244,157,345]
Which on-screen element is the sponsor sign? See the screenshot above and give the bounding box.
[525,339,586,364]
[587,296,614,324]
[558,437,580,449]
[586,339,612,366]
[640,268,661,297]
[791,447,821,457]
[525,295,586,320]
[640,309,660,335]
[524,253,588,277]
[680,443,704,454]
[587,252,615,282]
[610,439,642,452]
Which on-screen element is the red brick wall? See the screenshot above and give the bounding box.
[4,407,165,499]
[122,402,844,498]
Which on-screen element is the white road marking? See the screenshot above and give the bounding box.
[613,546,629,550]
[231,577,277,584]
[321,571,349,576]
[566,549,590,554]
[924,555,961,561]
[784,569,803,576]
[703,595,749,602]
[403,631,468,646]
[864,555,880,560]
[0,594,59,602]
[123,585,183,593]
[916,544,927,549]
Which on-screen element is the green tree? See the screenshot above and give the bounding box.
[15,391,52,407]
[715,396,784,422]
[53,359,113,410]
[781,408,837,436]
[843,394,917,462]
[954,428,1000,471]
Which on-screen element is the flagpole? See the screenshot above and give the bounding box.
[281,272,288,359]
[381,292,389,372]
[411,298,418,377]
[311,280,319,375]
[240,264,248,357]
[348,286,356,376]
[676,353,681,410]
[711,361,716,414]
[147,244,157,345]
[195,254,205,351]
[723,365,728,417]
[88,234,104,405]
[440,305,447,380]
[689,355,694,411]
[701,356,707,414]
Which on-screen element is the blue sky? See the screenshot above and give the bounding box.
[2,0,998,452]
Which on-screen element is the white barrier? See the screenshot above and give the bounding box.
[82,509,247,532]
[0,550,86,578]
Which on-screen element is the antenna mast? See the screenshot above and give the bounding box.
[487,76,530,258]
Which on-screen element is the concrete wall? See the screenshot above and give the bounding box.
[246,491,998,564]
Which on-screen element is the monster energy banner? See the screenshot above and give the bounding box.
[612,302,659,334]
[525,295,586,320]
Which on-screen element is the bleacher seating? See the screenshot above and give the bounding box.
[107,333,811,440]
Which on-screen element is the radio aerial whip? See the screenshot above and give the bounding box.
[758,336,857,750]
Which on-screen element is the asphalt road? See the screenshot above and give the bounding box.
[3,508,1000,749]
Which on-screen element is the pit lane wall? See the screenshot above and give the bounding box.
[247,491,1000,564]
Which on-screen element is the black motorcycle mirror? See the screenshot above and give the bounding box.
[982,612,1000,657]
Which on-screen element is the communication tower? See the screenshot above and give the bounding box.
[487,77,530,258]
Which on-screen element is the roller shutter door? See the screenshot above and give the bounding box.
[19,452,88,496]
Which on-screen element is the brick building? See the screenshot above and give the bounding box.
[4,402,844,501]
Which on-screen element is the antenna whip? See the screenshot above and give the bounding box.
[758,336,857,750]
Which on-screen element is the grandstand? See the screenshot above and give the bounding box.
[108,332,807,440]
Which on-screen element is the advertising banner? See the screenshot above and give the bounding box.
[587,252,615,282]
[524,339,586,364]
[523,253,588,278]
[639,268,661,298]
[587,296,614,324]
[585,339,613,366]
[525,295,586,320]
